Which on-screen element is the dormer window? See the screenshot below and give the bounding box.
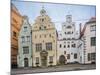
[24,26,27,32]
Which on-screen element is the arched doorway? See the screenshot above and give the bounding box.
[40,50,48,67]
[24,58,28,67]
[59,55,66,65]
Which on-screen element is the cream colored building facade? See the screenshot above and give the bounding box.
[32,8,57,67]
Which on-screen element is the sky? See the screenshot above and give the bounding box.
[11,0,96,32]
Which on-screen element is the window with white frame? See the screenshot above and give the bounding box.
[49,56,53,63]
[36,57,39,64]
[26,36,30,42]
[24,26,27,32]
[91,37,96,46]
[59,44,62,48]
[74,53,77,59]
[90,25,96,31]
[36,43,42,51]
[67,54,70,59]
[91,53,96,60]
[21,36,25,43]
[46,42,52,50]
[23,46,29,54]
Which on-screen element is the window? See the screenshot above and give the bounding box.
[13,31,17,37]
[67,32,71,34]
[72,44,73,47]
[44,26,46,29]
[67,26,72,28]
[63,38,66,40]
[59,44,62,48]
[73,44,76,47]
[64,51,66,54]
[23,46,29,54]
[72,44,76,48]
[67,54,70,59]
[88,53,91,61]
[49,56,53,63]
[24,27,27,32]
[90,25,96,31]
[39,27,41,30]
[42,18,44,22]
[36,57,39,64]
[64,32,66,34]
[91,53,96,60]
[49,34,51,37]
[67,45,70,48]
[67,17,71,23]
[26,36,30,42]
[36,43,42,51]
[46,42,52,50]
[64,45,66,48]
[21,36,25,43]
[74,53,77,59]
[91,37,96,46]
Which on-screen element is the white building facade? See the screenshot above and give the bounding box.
[17,16,33,67]
[80,17,96,64]
[57,15,83,64]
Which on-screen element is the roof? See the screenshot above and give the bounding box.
[80,17,96,38]
[11,3,22,17]
[86,17,96,24]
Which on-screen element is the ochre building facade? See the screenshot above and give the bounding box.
[11,3,23,67]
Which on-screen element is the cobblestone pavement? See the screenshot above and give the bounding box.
[11,64,96,75]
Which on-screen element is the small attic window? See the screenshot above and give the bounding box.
[24,26,27,32]
[42,18,44,22]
